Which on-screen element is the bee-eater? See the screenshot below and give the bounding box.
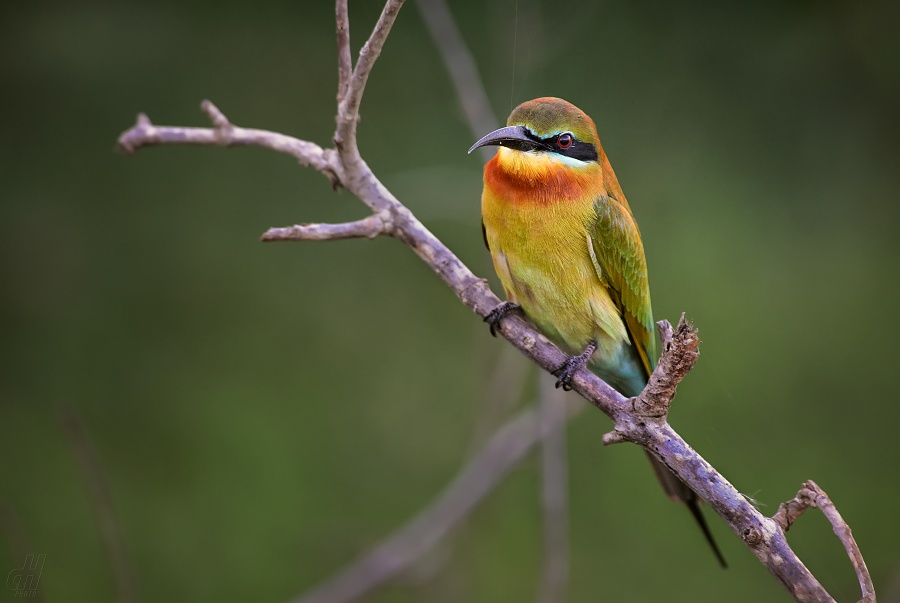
[470,97,726,568]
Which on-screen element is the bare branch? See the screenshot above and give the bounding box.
[335,0,352,104]
[538,373,569,603]
[291,400,584,603]
[261,215,387,242]
[117,102,343,186]
[415,0,499,163]
[59,404,139,603]
[772,481,875,603]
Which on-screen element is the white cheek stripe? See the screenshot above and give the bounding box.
[498,146,592,171]
[552,153,591,168]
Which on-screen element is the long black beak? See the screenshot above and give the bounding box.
[468,125,546,154]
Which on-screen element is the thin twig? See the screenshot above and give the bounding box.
[59,404,139,603]
[335,0,352,104]
[261,215,387,242]
[538,373,569,603]
[772,481,875,603]
[415,0,499,163]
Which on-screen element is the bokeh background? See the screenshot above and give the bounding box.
[2,0,899,601]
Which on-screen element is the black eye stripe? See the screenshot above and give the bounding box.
[515,127,600,162]
[525,129,599,162]
[561,140,599,162]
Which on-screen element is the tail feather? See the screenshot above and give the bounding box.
[686,498,728,569]
[645,452,727,569]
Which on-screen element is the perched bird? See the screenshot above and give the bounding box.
[470,97,726,568]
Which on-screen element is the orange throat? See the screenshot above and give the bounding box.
[484,147,603,207]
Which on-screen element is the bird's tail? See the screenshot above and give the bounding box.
[645,451,728,569]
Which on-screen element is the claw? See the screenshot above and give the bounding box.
[551,341,597,390]
[484,302,520,337]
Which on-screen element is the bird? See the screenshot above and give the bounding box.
[469,97,727,568]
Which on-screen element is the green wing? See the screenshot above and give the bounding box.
[588,193,658,375]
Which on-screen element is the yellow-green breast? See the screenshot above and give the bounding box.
[481,147,629,361]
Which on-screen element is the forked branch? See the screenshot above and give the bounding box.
[117,102,343,186]
[772,481,875,603]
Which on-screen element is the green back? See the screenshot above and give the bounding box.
[590,193,658,376]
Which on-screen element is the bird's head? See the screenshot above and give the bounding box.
[469,97,601,166]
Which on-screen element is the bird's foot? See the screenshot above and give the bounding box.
[551,341,598,391]
[484,302,521,337]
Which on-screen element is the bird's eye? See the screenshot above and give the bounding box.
[557,133,573,149]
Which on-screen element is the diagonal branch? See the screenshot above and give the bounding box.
[290,400,584,603]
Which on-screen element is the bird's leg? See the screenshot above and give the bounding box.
[551,341,597,391]
[484,301,521,337]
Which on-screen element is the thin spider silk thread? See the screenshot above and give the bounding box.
[509,0,518,113]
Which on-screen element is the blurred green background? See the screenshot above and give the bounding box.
[2,0,899,601]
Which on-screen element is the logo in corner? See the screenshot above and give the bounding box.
[7,554,45,597]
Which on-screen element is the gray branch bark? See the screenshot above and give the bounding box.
[115,1,875,601]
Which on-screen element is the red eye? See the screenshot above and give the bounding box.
[558,133,573,148]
